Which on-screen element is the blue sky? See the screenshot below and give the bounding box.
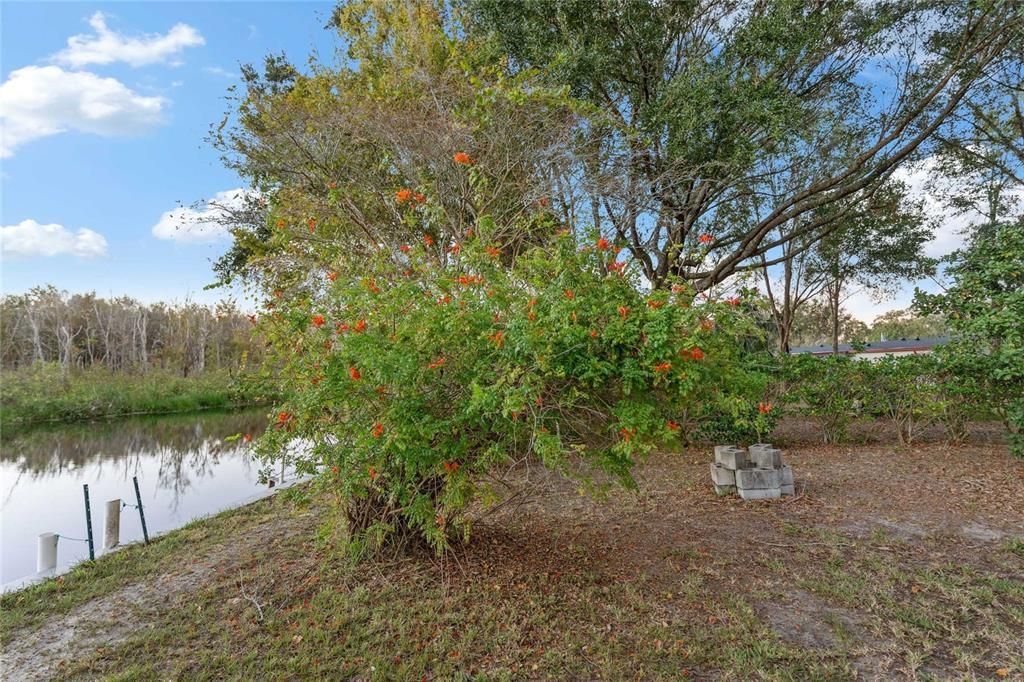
[1,2,335,305]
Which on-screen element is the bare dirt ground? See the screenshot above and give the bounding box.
[3,419,1022,680]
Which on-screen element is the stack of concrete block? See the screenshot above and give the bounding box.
[710,444,794,500]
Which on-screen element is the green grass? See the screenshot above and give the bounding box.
[0,363,272,429]
[0,492,290,643]
[4,482,1022,679]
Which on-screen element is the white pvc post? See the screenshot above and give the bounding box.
[104,499,121,550]
[37,533,58,573]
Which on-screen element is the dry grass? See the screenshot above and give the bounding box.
[3,421,1022,680]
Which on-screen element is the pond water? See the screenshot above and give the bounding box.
[0,407,293,586]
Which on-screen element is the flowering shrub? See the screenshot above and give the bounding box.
[254,226,758,553]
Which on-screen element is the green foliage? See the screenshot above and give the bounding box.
[916,221,1024,457]
[254,229,760,553]
[463,0,1021,289]
[783,354,868,444]
[0,364,265,429]
[861,356,942,446]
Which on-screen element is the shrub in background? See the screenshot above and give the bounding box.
[916,221,1024,457]
[783,354,868,444]
[861,355,941,446]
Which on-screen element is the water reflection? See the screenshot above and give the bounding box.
[0,408,277,585]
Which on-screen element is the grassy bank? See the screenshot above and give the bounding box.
[0,364,273,429]
[2,438,1022,680]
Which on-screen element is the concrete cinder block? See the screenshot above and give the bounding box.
[714,445,738,457]
[781,483,795,496]
[735,467,783,490]
[738,487,781,500]
[710,463,736,486]
[781,465,793,486]
[749,444,782,468]
[714,484,737,496]
[714,446,749,470]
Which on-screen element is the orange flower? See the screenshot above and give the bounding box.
[327,271,338,282]
[277,411,292,425]
[424,234,434,247]
[354,319,367,333]
[564,289,575,300]
[701,319,715,331]
[528,310,537,322]
[596,237,610,251]
[698,233,713,244]
[654,361,672,373]
[647,299,664,309]
[336,322,349,333]
[450,243,461,255]
[349,366,361,381]
[452,151,474,165]
[372,422,384,438]
[758,402,773,414]
[275,219,285,229]
[690,347,706,361]
[618,305,629,319]
[414,192,426,204]
[671,284,687,294]
[428,356,447,369]
[395,188,412,203]
[666,420,680,431]
[308,217,317,232]
[399,244,411,253]
[368,466,379,482]
[485,246,501,258]
[490,330,505,348]
[311,315,325,328]
[438,294,451,305]
[608,261,625,274]
[726,296,741,306]
[590,329,598,338]
[528,298,538,308]
[443,461,460,474]
[619,427,635,442]
[243,433,253,442]
[365,278,380,293]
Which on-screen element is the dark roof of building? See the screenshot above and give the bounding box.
[789,336,951,355]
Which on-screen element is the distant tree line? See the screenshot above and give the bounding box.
[0,286,263,376]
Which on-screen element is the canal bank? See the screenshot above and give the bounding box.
[0,408,296,587]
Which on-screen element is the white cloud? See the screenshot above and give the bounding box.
[152,189,255,243]
[0,65,165,157]
[1,220,108,259]
[892,157,1024,259]
[204,66,238,79]
[54,12,204,68]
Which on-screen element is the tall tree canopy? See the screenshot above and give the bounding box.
[464,0,1022,289]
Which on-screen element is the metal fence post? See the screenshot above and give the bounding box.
[83,484,95,560]
[133,476,150,544]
